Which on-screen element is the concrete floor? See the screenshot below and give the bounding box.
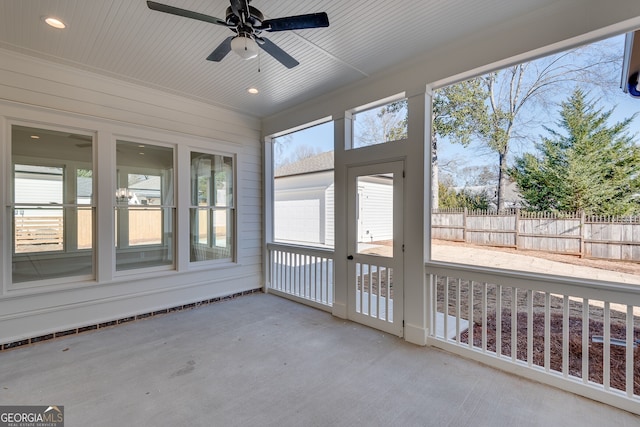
[1,293,639,427]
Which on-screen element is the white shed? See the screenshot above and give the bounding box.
[274,152,392,247]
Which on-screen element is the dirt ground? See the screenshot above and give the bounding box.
[434,239,640,276]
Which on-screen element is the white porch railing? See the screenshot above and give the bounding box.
[267,243,334,310]
[427,262,640,415]
[265,243,640,414]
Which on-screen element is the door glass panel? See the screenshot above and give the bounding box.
[356,173,393,257]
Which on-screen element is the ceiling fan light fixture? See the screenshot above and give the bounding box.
[231,35,259,60]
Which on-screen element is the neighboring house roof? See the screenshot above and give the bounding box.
[275,151,334,178]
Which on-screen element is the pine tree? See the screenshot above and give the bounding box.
[510,88,640,215]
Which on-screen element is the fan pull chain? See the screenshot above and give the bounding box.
[258,49,261,73]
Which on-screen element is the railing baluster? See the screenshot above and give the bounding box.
[444,277,449,340]
[456,278,461,343]
[431,275,437,337]
[582,298,589,384]
[563,295,569,378]
[482,282,487,352]
[293,252,298,294]
[496,285,502,357]
[298,253,303,296]
[368,264,373,318]
[307,254,311,299]
[285,252,290,293]
[527,289,533,366]
[511,287,517,363]
[324,256,329,304]
[626,305,634,398]
[468,281,474,350]
[544,292,550,372]
[304,255,315,299]
[278,251,286,291]
[309,255,315,300]
[320,257,325,303]
[300,254,305,298]
[604,302,610,392]
[318,255,322,302]
[434,275,438,332]
[272,250,277,290]
[268,249,273,289]
[278,250,282,291]
[386,268,391,323]
[292,252,297,294]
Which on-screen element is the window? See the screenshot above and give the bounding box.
[11,125,94,283]
[190,152,234,262]
[351,97,407,149]
[115,140,174,271]
[272,121,334,248]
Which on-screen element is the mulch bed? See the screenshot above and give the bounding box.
[460,311,640,394]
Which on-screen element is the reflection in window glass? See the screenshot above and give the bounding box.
[273,121,334,248]
[11,125,94,283]
[190,152,234,262]
[115,140,174,271]
[352,98,407,149]
[77,169,93,249]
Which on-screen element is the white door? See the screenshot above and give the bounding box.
[347,161,403,336]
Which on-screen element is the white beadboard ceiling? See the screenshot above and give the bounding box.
[0,0,559,118]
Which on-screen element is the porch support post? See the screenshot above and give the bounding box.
[331,112,350,319]
[263,136,274,292]
[403,85,430,346]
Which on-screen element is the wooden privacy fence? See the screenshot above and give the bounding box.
[432,208,640,262]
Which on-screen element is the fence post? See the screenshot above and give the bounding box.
[579,210,585,258]
[514,208,520,250]
[463,207,467,243]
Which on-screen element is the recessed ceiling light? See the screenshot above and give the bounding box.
[30,135,40,139]
[44,17,66,29]
[247,87,259,94]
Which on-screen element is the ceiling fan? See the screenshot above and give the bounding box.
[146,0,329,69]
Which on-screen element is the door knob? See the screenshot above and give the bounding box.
[347,255,354,260]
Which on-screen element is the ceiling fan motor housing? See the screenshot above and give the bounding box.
[226,6,264,30]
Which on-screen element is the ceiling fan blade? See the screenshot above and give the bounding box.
[260,12,329,32]
[229,0,243,17]
[258,38,299,69]
[146,1,228,26]
[206,37,234,62]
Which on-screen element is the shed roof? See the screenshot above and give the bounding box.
[274,151,334,178]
